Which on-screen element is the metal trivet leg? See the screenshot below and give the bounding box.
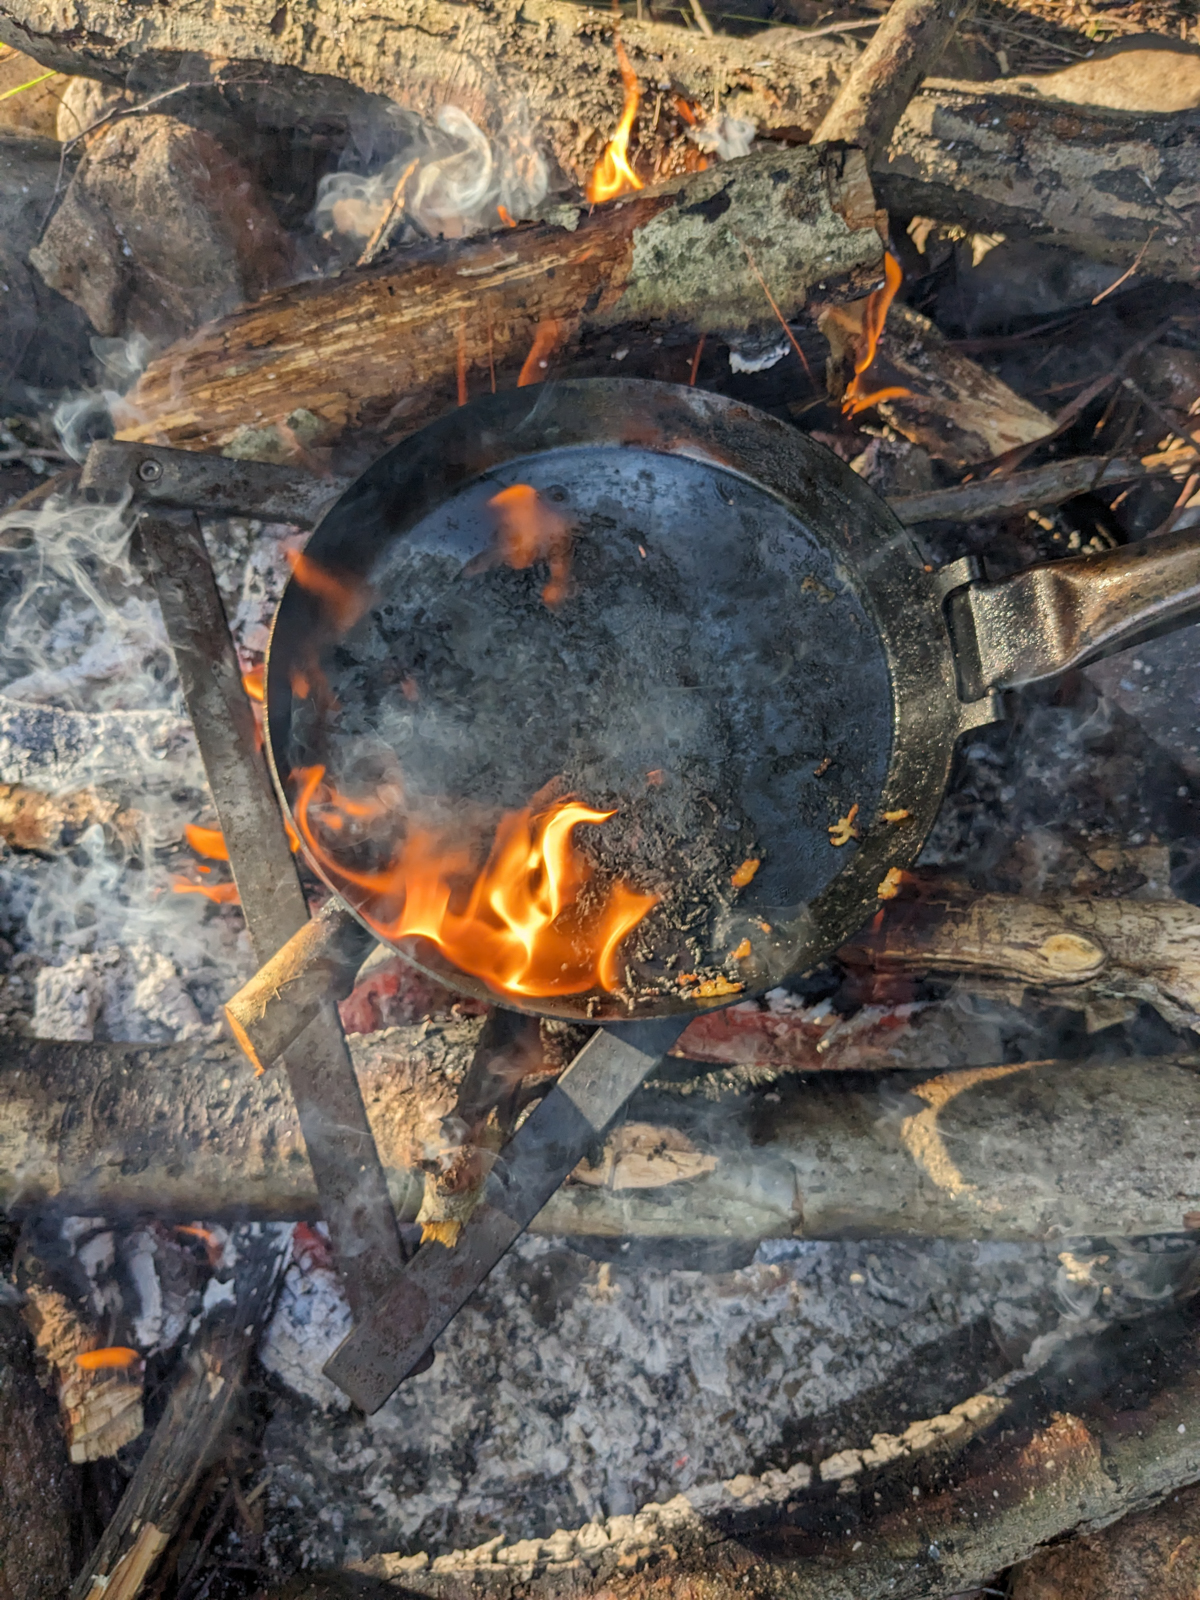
[138,511,405,1314]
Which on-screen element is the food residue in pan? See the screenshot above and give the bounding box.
[828,803,860,846]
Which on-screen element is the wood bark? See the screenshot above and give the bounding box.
[6,1030,1200,1243]
[838,891,1200,1031]
[309,1300,1200,1600]
[114,143,883,456]
[811,0,978,162]
[1010,1479,1200,1600]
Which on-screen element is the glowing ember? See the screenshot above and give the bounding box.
[487,483,573,606]
[842,252,913,417]
[291,766,658,998]
[587,38,644,204]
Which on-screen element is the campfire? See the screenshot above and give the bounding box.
[2,1,1200,1597]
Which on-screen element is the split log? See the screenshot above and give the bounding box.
[6,1030,1200,1243]
[811,0,978,161]
[115,143,883,457]
[839,891,1200,1031]
[889,446,1200,526]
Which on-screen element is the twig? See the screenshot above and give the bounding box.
[689,334,705,386]
[0,68,56,102]
[687,0,715,37]
[728,231,814,386]
[1122,376,1199,460]
[1093,229,1158,305]
[1149,470,1200,540]
[357,156,419,269]
[889,450,1196,526]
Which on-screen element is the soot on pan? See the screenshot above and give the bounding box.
[282,446,892,1007]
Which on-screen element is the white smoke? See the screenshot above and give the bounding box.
[313,102,549,248]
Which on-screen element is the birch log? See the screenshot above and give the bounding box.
[4,1029,1200,1242]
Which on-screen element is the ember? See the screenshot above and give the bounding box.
[291,766,658,996]
[586,37,644,204]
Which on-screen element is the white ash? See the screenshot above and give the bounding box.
[259,1232,1076,1571]
[32,940,219,1044]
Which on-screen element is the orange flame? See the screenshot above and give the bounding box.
[76,1346,141,1371]
[518,319,561,387]
[842,252,913,417]
[285,549,369,632]
[488,484,573,606]
[185,822,229,861]
[171,878,241,904]
[291,766,658,998]
[242,665,265,702]
[587,38,644,203]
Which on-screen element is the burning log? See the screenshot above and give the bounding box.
[811,0,978,162]
[7,1031,1200,1243]
[5,1,1197,284]
[1010,1481,1200,1600]
[114,143,883,456]
[314,1300,1200,1600]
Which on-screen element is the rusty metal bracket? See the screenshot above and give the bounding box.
[136,509,404,1315]
[80,439,348,529]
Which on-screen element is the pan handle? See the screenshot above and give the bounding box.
[945,525,1200,699]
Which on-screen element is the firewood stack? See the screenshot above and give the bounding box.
[1,0,1200,1596]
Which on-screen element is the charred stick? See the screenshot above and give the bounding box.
[69,1225,289,1600]
[811,0,978,162]
[888,448,1200,526]
[138,513,405,1312]
[8,1033,1200,1246]
[223,900,376,1074]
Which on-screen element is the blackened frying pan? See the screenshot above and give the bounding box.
[265,378,1200,1023]
[264,378,1200,1412]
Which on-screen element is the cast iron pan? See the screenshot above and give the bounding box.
[264,379,998,1021]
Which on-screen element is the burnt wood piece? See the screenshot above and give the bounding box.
[890,448,1199,526]
[323,1017,691,1414]
[310,1300,1200,1600]
[8,1033,1200,1247]
[811,0,978,162]
[114,144,883,456]
[137,514,405,1313]
[223,898,377,1074]
[69,1224,289,1600]
[878,82,1200,284]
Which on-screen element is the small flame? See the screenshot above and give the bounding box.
[185,822,229,861]
[587,38,644,204]
[242,665,265,703]
[488,484,573,606]
[285,549,369,632]
[171,879,241,904]
[76,1347,141,1371]
[842,252,912,417]
[497,203,517,228]
[291,766,658,998]
[518,319,561,387]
